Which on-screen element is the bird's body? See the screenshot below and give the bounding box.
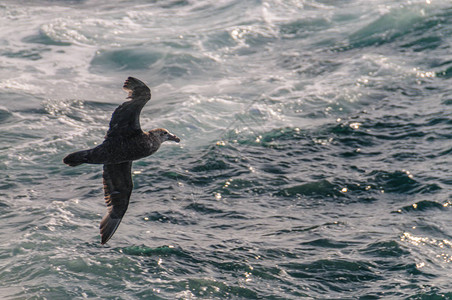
[88,131,157,164]
[63,77,180,244]
[64,130,161,166]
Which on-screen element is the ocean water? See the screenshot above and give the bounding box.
[0,0,451,298]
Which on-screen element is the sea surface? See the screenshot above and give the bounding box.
[0,0,451,299]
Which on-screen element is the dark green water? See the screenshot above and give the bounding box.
[0,0,451,299]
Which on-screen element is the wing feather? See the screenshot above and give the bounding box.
[100,161,133,244]
[106,77,151,138]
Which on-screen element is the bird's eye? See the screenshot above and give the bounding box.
[163,132,168,135]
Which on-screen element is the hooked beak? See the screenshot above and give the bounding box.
[168,133,180,143]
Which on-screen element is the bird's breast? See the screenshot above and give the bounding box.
[98,133,158,163]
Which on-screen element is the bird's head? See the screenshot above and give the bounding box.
[150,128,180,144]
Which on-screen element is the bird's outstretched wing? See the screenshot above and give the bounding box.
[106,77,151,138]
[100,161,133,244]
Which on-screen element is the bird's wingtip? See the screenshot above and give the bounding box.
[122,76,150,100]
[100,213,123,245]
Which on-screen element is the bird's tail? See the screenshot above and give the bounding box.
[63,150,90,167]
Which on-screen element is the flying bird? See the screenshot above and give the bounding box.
[63,77,180,244]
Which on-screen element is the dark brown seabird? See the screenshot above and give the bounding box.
[63,77,180,244]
